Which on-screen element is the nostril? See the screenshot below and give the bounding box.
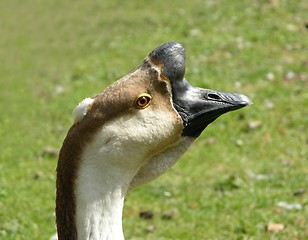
[207,93,222,100]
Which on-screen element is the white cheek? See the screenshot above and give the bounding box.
[82,110,182,170]
[73,98,94,123]
[112,110,180,147]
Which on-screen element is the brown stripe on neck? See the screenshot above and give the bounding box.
[56,119,101,239]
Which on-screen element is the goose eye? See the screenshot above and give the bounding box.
[135,94,152,109]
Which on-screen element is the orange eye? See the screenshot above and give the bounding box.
[135,94,152,109]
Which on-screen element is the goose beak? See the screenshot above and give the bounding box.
[149,42,252,138]
[172,80,252,137]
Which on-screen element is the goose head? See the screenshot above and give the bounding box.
[56,42,251,239]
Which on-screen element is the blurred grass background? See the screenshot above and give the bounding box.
[0,0,307,239]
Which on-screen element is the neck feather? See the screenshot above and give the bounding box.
[75,162,130,240]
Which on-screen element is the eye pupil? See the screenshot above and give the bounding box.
[138,97,148,106]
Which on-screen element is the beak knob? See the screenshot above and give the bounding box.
[149,42,186,81]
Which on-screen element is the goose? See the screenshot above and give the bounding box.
[56,42,251,240]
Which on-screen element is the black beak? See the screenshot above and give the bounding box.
[171,79,252,137]
[149,42,252,138]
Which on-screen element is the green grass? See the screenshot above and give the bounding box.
[0,0,307,239]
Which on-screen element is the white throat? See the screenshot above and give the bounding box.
[74,123,141,239]
[75,163,129,240]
